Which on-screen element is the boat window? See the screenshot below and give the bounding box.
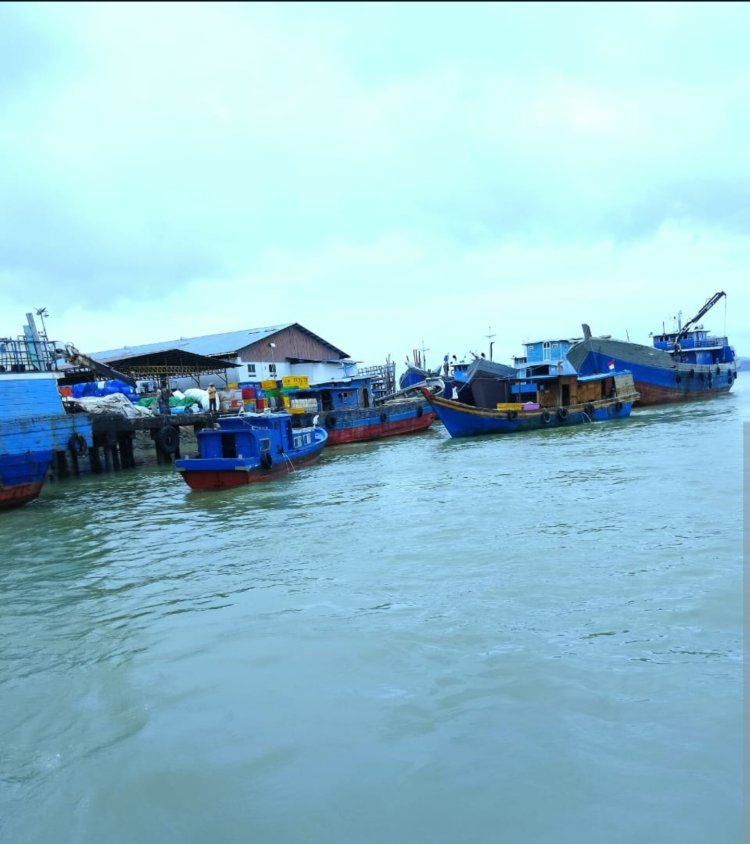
[259,437,271,454]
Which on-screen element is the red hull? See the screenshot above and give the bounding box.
[179,452,322,491]
[634,381,733,405]
[0,481,45,510]
[326,412,436,445]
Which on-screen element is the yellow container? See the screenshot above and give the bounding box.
[289,407,305,414]
[260,379,278,390]
[282,375,309,389]
[496,403,520,411]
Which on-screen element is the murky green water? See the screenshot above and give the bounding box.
[1,380,745,844]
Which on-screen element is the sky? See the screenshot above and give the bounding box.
[1,1,748,370]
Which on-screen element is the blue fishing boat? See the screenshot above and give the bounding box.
[175,412,327,491]
[566,291,737,405]
[1,327,93,509]
[281,376,436,445]
[419,337,639,438]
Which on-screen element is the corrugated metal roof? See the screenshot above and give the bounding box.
[88,324,293,362]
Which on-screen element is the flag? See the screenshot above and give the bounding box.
[607,360,615,370]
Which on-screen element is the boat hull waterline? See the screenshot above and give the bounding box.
[421,389,635,438]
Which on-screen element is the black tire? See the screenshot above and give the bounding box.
[157,426,179,454]
[557,407,568,421]
[541,410,551,424]
[260,451,273,470]
[68,433,87,456]
[675,373,682,383]
[584,403,595,416]
[507,410,517,420]
[380,412,387,423]
[325,414,336,429]
[614,401,623,413]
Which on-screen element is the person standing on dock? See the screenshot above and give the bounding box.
[207,383,217,413]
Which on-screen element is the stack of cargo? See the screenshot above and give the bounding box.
[279,375,310,413]
[239,381,266,412]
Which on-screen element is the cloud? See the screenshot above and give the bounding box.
[1,2,748,361]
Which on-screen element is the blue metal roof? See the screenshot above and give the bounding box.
[88,324,293,362]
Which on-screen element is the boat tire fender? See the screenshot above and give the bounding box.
[614,401,623,413]
[157,426,179,454]
[260,451,273,470]
[541,410,552,424]
[69,433,88,456]
[675,373,682,383]
[688,369,695,379]
[506,410,517,420]
[584,403,595,417]
[380,412,387,424]
[557,407,568,421]
[325,414,336,429]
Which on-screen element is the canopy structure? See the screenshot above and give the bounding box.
[59,348,240,385]
[101,348,239,380]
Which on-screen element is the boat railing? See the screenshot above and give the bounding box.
[654,336,729,351]
[0,336,60,373]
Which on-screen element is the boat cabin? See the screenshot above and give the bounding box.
[288,376,378,413]
[197,414,317,461]
[651,329,735,365]
[510,372,629,410]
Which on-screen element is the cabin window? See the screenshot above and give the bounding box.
[543,342,551,360]
[260,437,271,454]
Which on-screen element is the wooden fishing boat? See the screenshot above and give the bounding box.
[419,335,639,439]
[174,411,327,491]
[420,371,638,438]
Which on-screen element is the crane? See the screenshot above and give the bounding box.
[673,291,726,349]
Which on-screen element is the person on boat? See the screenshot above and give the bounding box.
[207,383,217,413]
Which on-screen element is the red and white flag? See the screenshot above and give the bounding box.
[607,360,615,370]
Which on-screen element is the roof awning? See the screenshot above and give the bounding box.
[99,348,239,378]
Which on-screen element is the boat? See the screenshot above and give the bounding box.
[174,411,327,491]
[277,375,437,445]
[566,291,738,405]
[1,322,93,509]
[419,336,639,438]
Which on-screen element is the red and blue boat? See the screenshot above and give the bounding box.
[175,412,327,491]
[282,375,436,445]
[566,291,737,405]
[1,324,93,509]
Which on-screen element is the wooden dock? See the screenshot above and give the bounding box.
[50,411,216,478]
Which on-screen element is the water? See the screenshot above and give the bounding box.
[1,380,746,844]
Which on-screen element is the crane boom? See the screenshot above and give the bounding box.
[674,291,726,347]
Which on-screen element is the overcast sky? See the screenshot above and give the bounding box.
[2,1,748,369]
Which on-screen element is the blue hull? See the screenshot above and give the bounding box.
[567,344,737,405]
[0,374,93,508]
[426,395,633,438]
